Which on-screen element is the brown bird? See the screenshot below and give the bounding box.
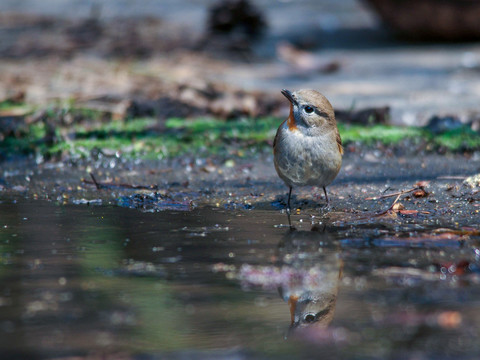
[273,89,343,226]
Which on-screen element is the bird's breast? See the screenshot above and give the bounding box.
[274,124,342,187]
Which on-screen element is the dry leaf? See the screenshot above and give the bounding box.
[415,180,430,188]
[413,189,428,198]
[392,202,405,211]
[437,311,462,329]
[373,210,399,220]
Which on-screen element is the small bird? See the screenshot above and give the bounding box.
[273,89,343,225]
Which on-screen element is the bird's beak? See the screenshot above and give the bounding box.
[281,89,298,106]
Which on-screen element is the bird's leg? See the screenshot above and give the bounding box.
[287,186,293,213]
[323,186,330,207]
[287,186,293,228]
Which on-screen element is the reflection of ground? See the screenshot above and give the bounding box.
[1,1,480,124]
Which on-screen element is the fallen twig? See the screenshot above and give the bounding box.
[365,187,417,201]
[83,173,159,190]
[89,172,101,190]
[374,193,403,217]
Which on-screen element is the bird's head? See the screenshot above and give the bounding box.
[281,89,336,135]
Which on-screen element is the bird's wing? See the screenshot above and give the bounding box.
[273,119,287,150]
[336,129,343,155]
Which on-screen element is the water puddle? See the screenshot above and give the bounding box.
[0,197,479,359]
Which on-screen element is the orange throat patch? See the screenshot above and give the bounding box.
[287,112,298,132]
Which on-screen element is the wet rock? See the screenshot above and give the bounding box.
[464,174,480,188]
[424,115,465,134]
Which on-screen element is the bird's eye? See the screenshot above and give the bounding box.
[304,106,314,114]
[303,314,316,323]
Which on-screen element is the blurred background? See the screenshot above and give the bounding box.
[1,0,480,127]
[2,3,480,359]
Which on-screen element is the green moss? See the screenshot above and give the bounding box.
[433,128,480,150]
[166,116,278,142]
[0,100,23,111]
[338,124,425,145]
[2,111,480,160]
[0,99,34,114]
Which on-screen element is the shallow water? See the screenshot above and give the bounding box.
[0,197,480,359]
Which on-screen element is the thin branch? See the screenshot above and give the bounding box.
[89,172,101,190]
[83,173,158,190]
[365,187,416,201]
[374,193,403,217]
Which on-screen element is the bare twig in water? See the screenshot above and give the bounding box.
[374,193,403,217]
[83,173,158,190]
[89,172,101,190]
[353,192,403,221]
[365,187,417,201]
[366,180,430,201]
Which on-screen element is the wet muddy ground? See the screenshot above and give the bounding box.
[2,150,480,220]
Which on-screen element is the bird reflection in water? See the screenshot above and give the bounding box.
[276,226,342,333]
[237,225,342,334]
